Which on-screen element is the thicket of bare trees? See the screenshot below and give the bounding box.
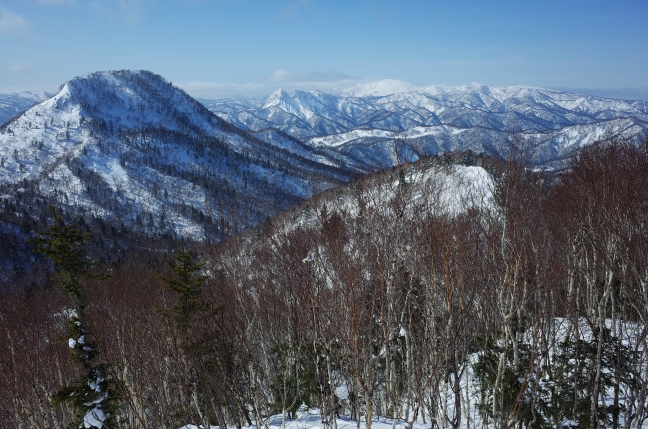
[1,140,647,429]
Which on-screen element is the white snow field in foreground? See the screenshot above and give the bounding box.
[180,408,431,429]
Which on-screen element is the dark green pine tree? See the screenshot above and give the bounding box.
[159,242,217,428]
[32,207,119,429]
[159,242,207,338]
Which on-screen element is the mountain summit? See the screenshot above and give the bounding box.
[0,70,357,241]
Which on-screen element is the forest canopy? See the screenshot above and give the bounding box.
[1,139,648,429]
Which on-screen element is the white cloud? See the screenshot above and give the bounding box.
[178,81,268,99]
[90,0,147,25]
[262,69,353,83]
[178,69,361,99]
[263,69,301,83]
[0,7,29,35]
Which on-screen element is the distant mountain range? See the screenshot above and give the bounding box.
[1,71,647,245]
[208,82,648,168]
[0,91,52,127]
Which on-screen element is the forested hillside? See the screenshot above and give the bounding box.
[0,71,364,283]
[2,139,647,429]
[0,71,360,243]
[3,71,648,285]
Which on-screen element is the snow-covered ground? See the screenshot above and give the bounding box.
[180,407,431,429]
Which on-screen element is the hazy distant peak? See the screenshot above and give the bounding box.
[0,90,53,126]
[418,85,457,95]
[0,90,52,100]
[335,79,419,97]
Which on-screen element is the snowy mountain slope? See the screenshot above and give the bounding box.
[0,71,360,241]
[207,83,648,166]
[0,91,51,127]
[4,71,647,243]
[314,163,495,225]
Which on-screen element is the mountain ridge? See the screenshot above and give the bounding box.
[0,70,360,244]
[209,83,648,167]
[2,70,647,246]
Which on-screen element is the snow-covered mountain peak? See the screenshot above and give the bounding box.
[261,88,320,120]
[0,69,359,241]
[43,83,72,108]
[263,88,293,108]
[40,70,229,134]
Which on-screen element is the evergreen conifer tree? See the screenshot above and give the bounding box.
[32,207,119,428]
[159,242,207,337]
[159,242,221,428]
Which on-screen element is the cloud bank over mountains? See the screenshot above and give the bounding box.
[178,72,648,102]
[178,68,366,99]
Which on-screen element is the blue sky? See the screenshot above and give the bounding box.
[1,0,647,99]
